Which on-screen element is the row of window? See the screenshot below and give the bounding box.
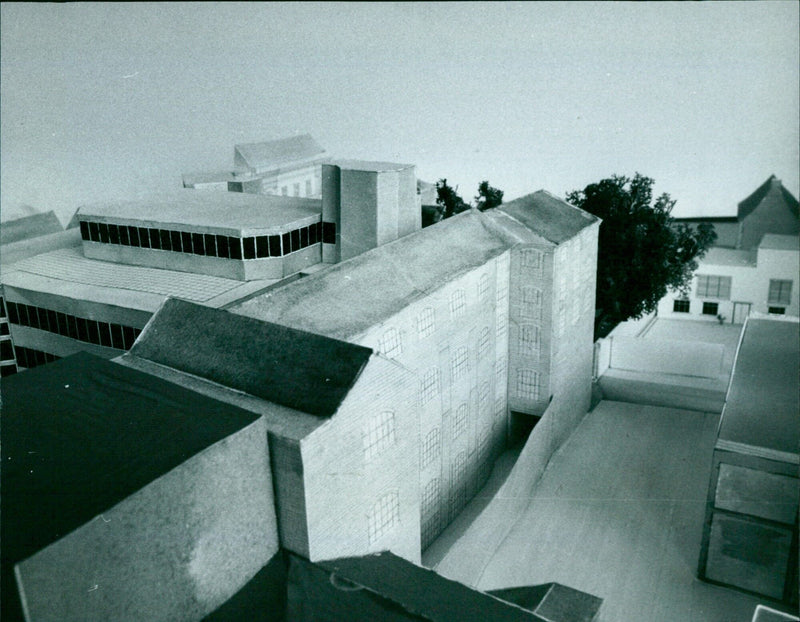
[14,345,59,370]
[279,179,313,197]
[80,219,337,260]
[676,298,788,317]
[5,301,142,350]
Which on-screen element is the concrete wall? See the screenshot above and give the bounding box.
[269,435,310,559]
[340,169,379,261]
[15,417,279,622]
[609,336,725,378]
[351,254,510,550]
[301,356,420,564]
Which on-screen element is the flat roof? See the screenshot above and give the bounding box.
[131,299,372,417]
[719,318,799,455]
[230,210,521,340]
[76,191,321,235]
[0,352,260,619]
[759,233,799,251]
[499,190,599,245]
[2,247,267,311]
[332,159,415,173]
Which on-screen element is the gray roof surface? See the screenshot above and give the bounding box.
[499,190,599,244]
[318,552,546,622]
[235,134,325,171]
[0,351,259,621]
[1,228,82,269]
[2,247,260,309]
[332,159,414,172]
[76,191,321,234]
[719,318,799,455]
[701,246,756,268]
[131,299,372,417]
[759,233,799,251]
[1,210,63,245]
[230,210,528,340]
[737,175,800,221]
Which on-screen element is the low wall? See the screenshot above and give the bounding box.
[609,336,725,379]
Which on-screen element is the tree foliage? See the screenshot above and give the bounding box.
[435,179,470,219]
[566,173,716,338]
[475,181,504,211]
[435,179,504,219]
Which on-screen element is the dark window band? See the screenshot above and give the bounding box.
[5,301,142,350]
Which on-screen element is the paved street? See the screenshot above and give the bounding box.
[431,401,781,622]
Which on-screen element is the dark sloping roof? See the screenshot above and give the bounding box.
[738,175,800,221]
[318,552,545,622]
[719,319,799,455]
[0,352,259,620]
[1,210,63,245]
[499,190,599,244]
[235,134,325,171]
[131,298,372,417]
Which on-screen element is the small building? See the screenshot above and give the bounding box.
[697,316,799,606]
[674,175,799,250]
[120,298,421,564]
[1,352,278,621]
[657,234,799,322]
[183,134,329,198]
[230,192,600,549]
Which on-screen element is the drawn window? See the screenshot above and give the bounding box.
[452,450,468,486]
[496,313,508,339]
[696,275,732,300]
[521,248,544,274]
[478,273,491,303]
[379,327,403,359]
[363,410,396,461]
[453,404,468,439]
[477,326,491,357]
[420,367,441,405]
[479,382,491,415]
[768,280,792,306]
[421,478,440,521]
[451,346,470,380]
[421,427,441,468]
[449,289,467,318]
[368,491,399,544]
[293,183,300,197]
[518,324,541,357]
[520,287,543,319]
[305,179,313,196]
[417,307,435,338]
[516,369,541,400]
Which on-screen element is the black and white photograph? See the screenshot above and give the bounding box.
[1,3,798,621]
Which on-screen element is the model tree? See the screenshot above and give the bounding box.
[566,173,716,338]
[474,181,504,211]
[435,179,471,219]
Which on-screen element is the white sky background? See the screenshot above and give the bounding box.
[1,2,798,224]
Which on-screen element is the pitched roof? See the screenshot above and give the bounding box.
[0,352,259,619]
[131,298,372,417]
[499,190,599,244]
[1,210,63,245]
[235,134,326,172]
[230,210,521,340]
[718,318,799,456]
[737,175,800,221]
[759,233,800,251]
[76,191,321,235]
[317,552,545,622]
